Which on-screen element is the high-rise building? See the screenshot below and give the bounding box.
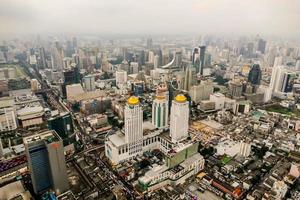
[130,62,139,74]
[124,96,143,154]
[269,65,285,92]
[189,81,213,103]
[184,66,197,91]
[146,38,153,49]
[257,39,266,54]
[24,130,69,195]
[274,56,283,67]
[199,46,206,75]
[39,47,47,69]
[154,55,160,69]
[248,64,262,85]
[83,75,95,91]
[152,95,168,128]
[48,112,74,146]
[281,72,297,93]
[174,51,182,68]
[170,95,189,142]
[229,80,243,98]
[116,70,127,86]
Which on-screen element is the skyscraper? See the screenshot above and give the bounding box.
[184,65,197,91]
[269,65,285,92]
[146,38,153,49]
[154,55,160,69]
[125,96,143,155]
[24,130,69,195]
[83,75,95,91]
[257,39,266,54]
[152,94,168,128]
[170,94,189,142]
[248,64,262,85]
[199,46,206,75]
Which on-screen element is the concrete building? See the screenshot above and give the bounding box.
[154,55,160,69]
[0,108,17,132]
[24,130,69,195]
[152,95,168,129]
[170,95,189,142]
[30,79,41,92]
[17,106,44,128]
[269,65,285,93]
[130,62,139,74]
[66,84,84,100]
[239,142,251,157]
[229,80,243,98]
[189,81,213,103]
[184,66,197,91]
[83,75,95,91]
[116,70,127,86]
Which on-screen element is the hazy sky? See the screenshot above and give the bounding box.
[1,0,300,39]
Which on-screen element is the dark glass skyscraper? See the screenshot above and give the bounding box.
[248,64,262,85]
[199,46,206,75]
[258,39,266,54]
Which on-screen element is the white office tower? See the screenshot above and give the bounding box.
[83,75,95,91]
[170,95,189,142]
[125,96,143,154]
[152,95,168,128]
[116,70,127,86]
[269,65,285,92]
[154,55,160,69]
[273,56,283,67]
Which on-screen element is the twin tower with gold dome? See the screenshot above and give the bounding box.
[127,93,189,143]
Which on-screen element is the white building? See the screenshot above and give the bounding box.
[273,56,283,67]
[189,81,213,103]
[239,142,251,157]
[130,62,139,74]
[269,65,285,92]
[170,95,189,142]
[83,75,95,91]
[0,108,17,132]
[116,70,127,86]
[124,96,143,154]
[152,95,168,128]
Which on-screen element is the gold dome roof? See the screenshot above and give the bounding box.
[127,96,140,105]
[155,95,166,100]
[174,94,187,103]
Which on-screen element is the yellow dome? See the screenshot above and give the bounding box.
[127,96,139,105]
[156,95,166,100]
[175,94,187,103]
